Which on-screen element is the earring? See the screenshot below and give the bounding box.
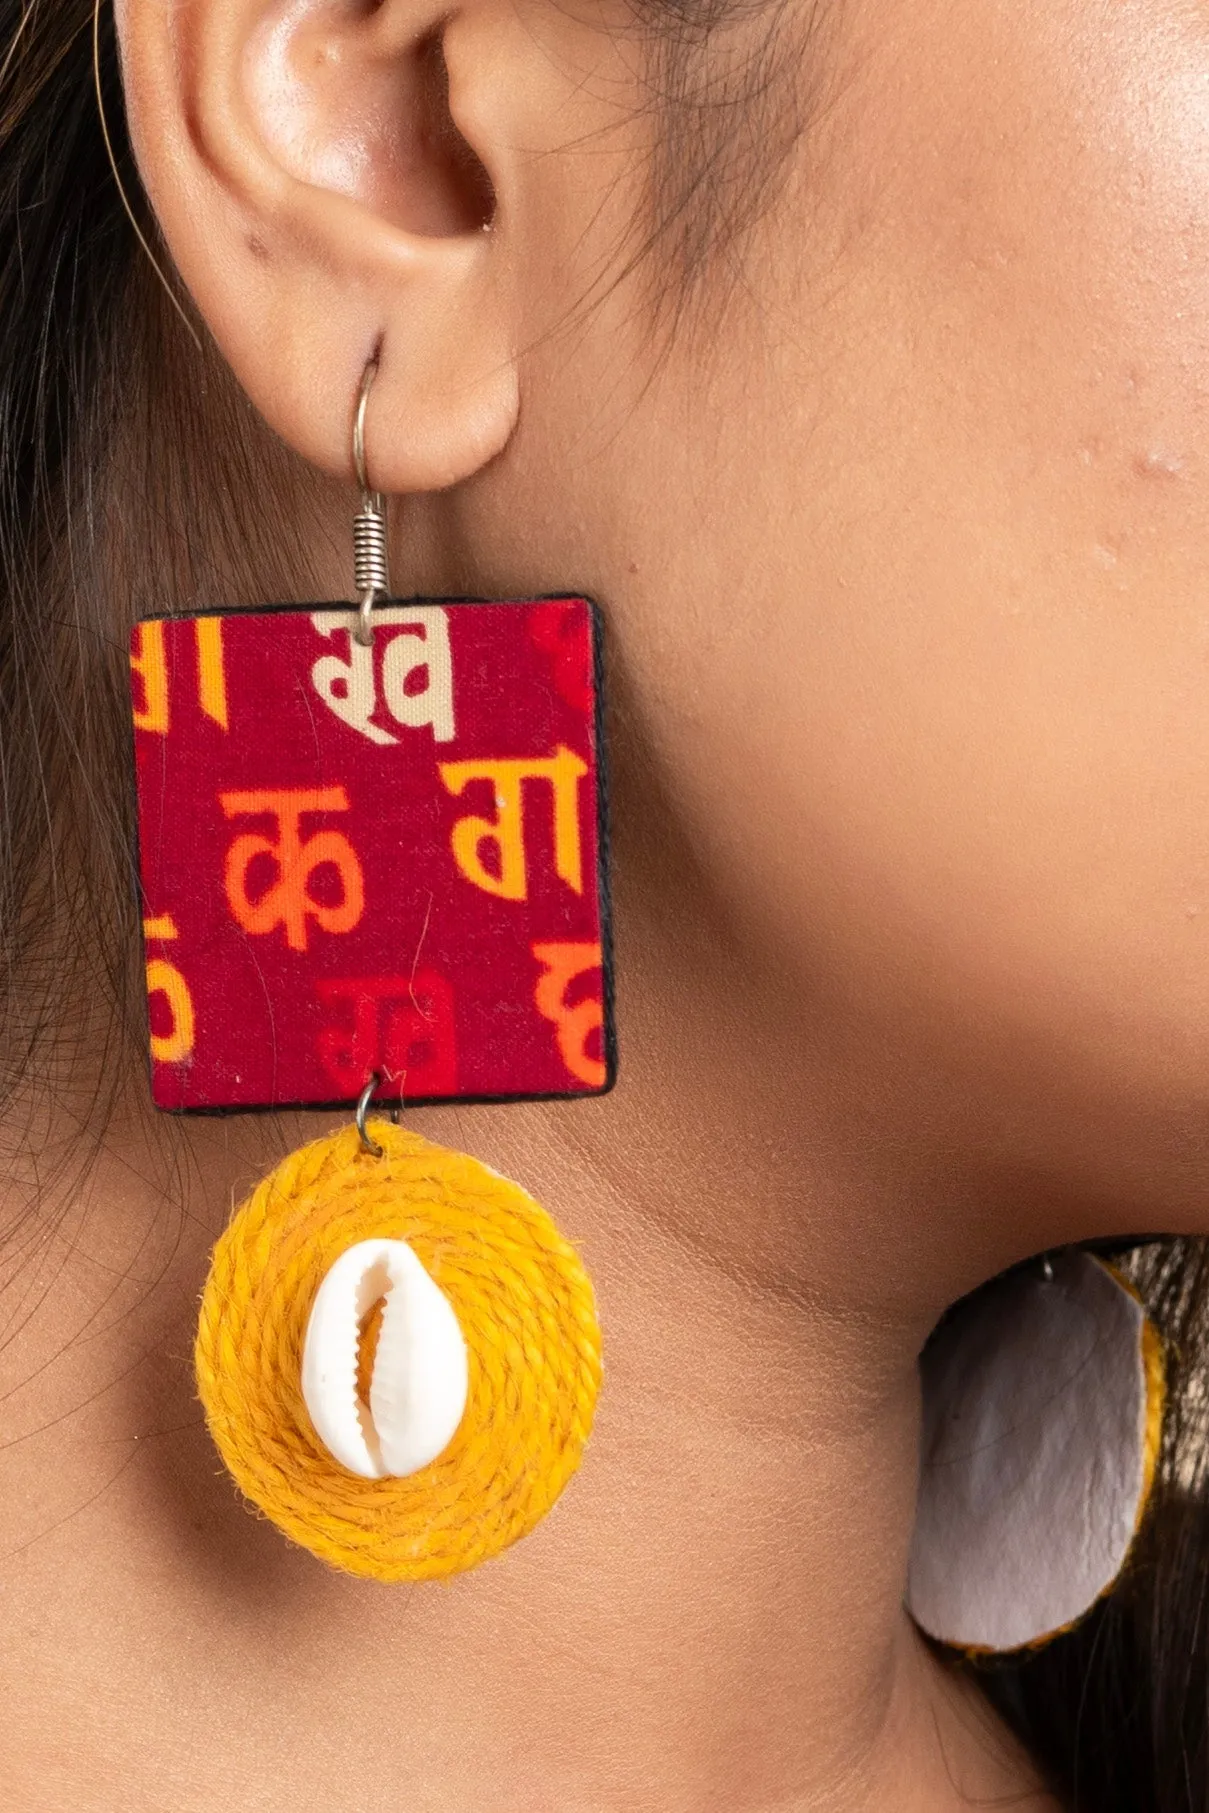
[132,358,614,1580]
[906,1250,1165,1652]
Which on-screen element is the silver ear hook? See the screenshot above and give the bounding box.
[352,357,390,647]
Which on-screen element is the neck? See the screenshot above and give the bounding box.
[0,768,1054,1813]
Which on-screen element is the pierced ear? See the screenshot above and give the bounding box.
[115,0,519,490]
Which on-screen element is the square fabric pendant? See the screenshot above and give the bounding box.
[130,598,615,1112]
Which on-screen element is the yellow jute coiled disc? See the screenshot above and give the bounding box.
[195,1121,602,1582]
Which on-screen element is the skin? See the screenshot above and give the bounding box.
[5,0,1209,1802]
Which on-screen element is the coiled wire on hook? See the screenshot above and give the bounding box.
[354,506,390,600]
[353,358,390,645]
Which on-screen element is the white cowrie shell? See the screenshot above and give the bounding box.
[300,1238,469,1480]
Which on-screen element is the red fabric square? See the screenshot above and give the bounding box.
[131,599,614,1111]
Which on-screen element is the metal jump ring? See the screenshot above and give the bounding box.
[355,1072,403,1156]
[356,1075,384,1158]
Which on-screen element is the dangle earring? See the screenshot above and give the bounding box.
[907,1249,1165,1651]
[131,358,613,1581]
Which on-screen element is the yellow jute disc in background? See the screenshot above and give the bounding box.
[195,1121,603,1582]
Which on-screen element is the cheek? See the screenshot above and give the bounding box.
[459,0,1209,1189]
[612,0,1209,1117]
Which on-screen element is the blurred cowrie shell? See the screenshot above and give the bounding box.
[301,1238,469,1479]
[907,1250,1162,1652]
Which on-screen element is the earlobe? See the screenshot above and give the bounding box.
[115,0,519,491]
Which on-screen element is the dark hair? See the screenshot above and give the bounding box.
[0,0,136,1084]
[3,1,1209,1807]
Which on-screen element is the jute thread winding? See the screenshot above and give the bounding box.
[195,1122,602,1581]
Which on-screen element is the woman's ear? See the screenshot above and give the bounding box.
[114,0,521,490]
